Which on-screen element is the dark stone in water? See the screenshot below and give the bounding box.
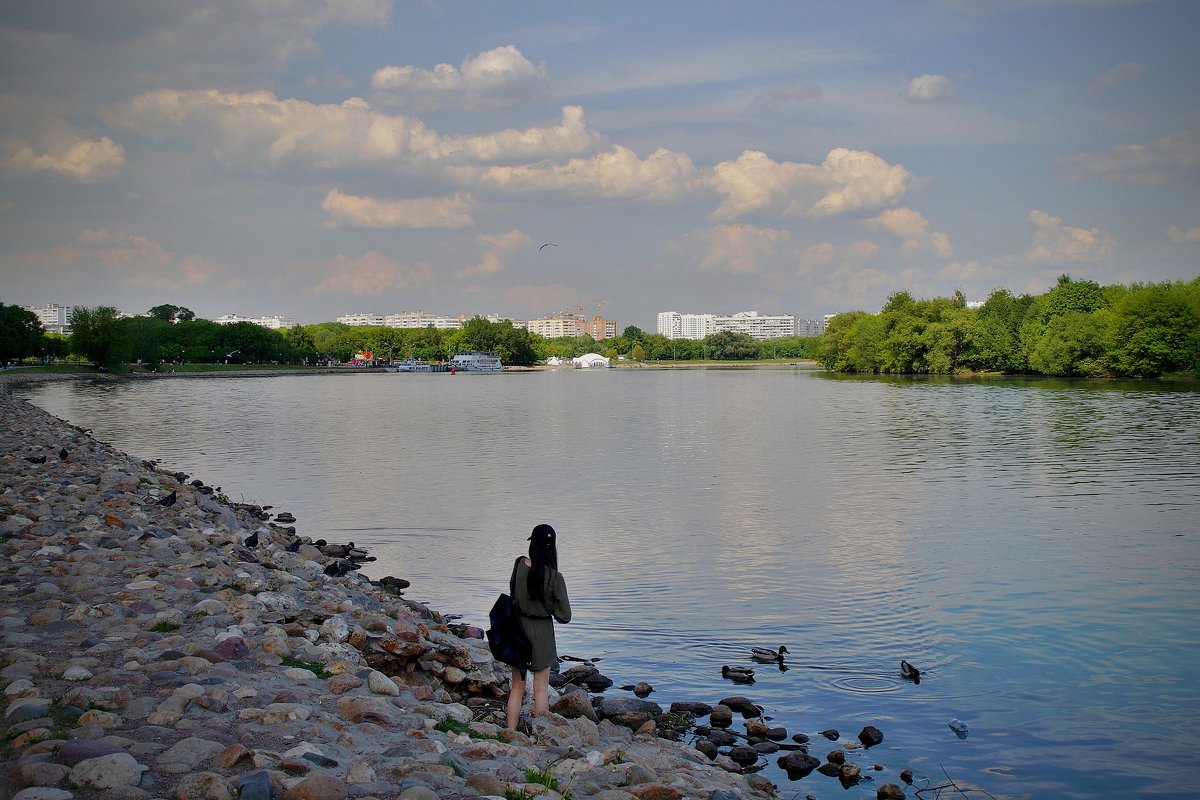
[718,695,760,716]
[753,741,780,754]
[728,745,759,766]
[817,762,843,777]
[826,749,845,764]
[707,729,738,747]
[792,732,810,744]
[670,700,712,717]
[819,728,840,741]
[859,725,884,748]
[695,739,718,760]
[778,751,820,779]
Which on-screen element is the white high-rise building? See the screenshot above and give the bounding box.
[384,311,463,330]
[214,314,296,329]
[22,303,74,334]
[712,311,795,340]
[336,312,385,326]
[658,312,716,340]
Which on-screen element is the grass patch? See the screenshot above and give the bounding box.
[433,716,503,741]
[524,767,572,798]
[149,620,180,633]
[504,788,538,800]
[279,655,330,679]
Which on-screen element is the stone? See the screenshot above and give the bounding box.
[709,706,733,728]
[670,701,712,716]
[59,738,126,766]
[12,790,76,800]
[632,786,683,800]
[827,749,845,764]
[728,745,759,766]
[819,728,840,740]
[465,772,505,795]
[158,736,227,773]
[367,669,400,696]
[717,695,759,716]
[212,636,248,660]
[69,752,148,789]
[551,690,599,722]
[172,771,234,800]
[282,772,347,800]
[237,771,273,800]
[778,751,820,779]
[397,787,439,800]
[878,784,907,800]
[859,725,884,747]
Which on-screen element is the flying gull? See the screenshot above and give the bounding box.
[539,242,557,252]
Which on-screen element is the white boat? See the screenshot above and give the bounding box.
[387,359,433,373]
[450,351,503,373]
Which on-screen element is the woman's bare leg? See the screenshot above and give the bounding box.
[506,667,526,730]
[531,667,551,717]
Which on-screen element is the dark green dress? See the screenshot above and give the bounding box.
[513,559,572,671]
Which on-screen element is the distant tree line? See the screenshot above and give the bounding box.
[816,275,1200,378]
[8,274,1194,377]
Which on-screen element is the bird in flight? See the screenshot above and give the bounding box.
[539,242,557,252]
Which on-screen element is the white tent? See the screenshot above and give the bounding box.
[572,353,610,368]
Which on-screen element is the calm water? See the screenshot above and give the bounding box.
[16,370,1200,799]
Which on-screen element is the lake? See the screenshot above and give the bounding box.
[16,369,1200,799]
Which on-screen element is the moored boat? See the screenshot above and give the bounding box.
[387,359,433,373]
[450,351,503,372]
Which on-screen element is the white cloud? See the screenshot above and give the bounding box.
[866,207,954,258]
[107,90,601,172]
[938,260,994,280]
[456,230,531,279]
[1066,130,1200,185]
[1089,61,1143,90]
[467,144,699,202]
[1168,225,1200,244]
[674,224,792,274]
[372,45,547,109]
[313,251,432,295]
[1023,209,1116,263]
[904,74,951,103]
[709,149,911,221]
[321,189,475,228]
[3,124,124,183]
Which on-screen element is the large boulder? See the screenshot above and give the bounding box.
[777,751,820,780]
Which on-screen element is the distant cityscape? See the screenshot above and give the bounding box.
[21,302,836,342]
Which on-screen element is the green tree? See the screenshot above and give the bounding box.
[69,306,131,369]
[704,330,759,360]
[286,326,318,363]
[147,304,195,323]
[0,302,45,363]
[1105,281,1200,377]
[1028,311,1107,376]
[631,342,645,361]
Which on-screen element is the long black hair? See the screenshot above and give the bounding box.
[528,523,558,604]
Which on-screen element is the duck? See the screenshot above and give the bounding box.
[900,660,921,684]
[721,665,756,684]
[750,645,789,663]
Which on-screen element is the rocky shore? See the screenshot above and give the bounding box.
[0,376,785,800]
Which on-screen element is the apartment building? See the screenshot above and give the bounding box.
[22,303,74,334]
[214,314,296,329]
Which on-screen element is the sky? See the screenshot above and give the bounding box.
[2,1,1198,329]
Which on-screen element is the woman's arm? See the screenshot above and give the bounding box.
[552,572,572,624]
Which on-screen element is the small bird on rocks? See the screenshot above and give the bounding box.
[59,447,69,461]
[158,489,177,507]
[244,531,259,548]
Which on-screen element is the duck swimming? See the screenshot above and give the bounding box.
[750,645,789,663]
[900,660,921,684]
[721,665,756,684]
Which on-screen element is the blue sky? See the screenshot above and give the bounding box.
[2,0,1197,328]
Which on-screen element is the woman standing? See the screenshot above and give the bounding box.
[506,523,572,731]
